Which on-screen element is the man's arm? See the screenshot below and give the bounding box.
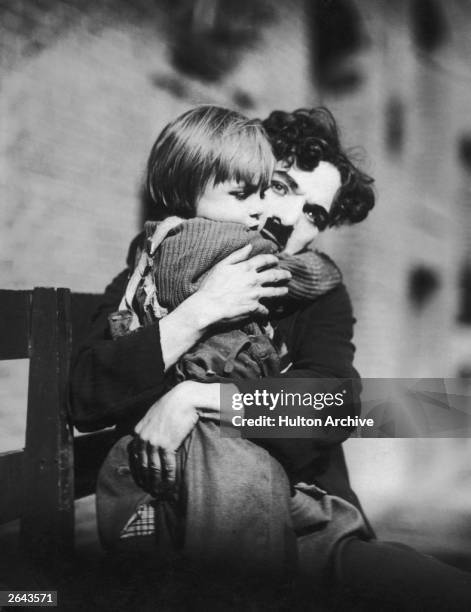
[277,283,359,383]
[69,241,290,432]
[167,284,361,480]
[69,268,168,432]
[247,284,361,476]
[69,268,226,432]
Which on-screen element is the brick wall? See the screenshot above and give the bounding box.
[0,0,313,449]
[317,0,470,380]
[4,1,466,378]
[0,0,312,293]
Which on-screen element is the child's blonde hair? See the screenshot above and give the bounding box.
[146,105,275,217]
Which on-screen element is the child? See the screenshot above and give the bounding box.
[110,105,342,383]
[112,104,351,562]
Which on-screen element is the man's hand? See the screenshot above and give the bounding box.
[159,246,291,370]
[131,381,199,496]
[194,244,291,324]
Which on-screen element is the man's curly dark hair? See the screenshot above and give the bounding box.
[262,107,375,227]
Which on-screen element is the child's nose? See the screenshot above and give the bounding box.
[247,194,265,219]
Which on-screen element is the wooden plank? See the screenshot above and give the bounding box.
[21,288,74,558]
[0,430,115,525]
[57,288,75,539]
[0,289,112,555]
[74,430,117,499]
[0,450,23,523]
[0,290,31,360]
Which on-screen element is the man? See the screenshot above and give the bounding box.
[70,107,471,608]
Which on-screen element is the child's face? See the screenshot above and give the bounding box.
[196,180,266,229]
[263,161,341,254]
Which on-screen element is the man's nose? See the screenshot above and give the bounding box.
[268,195,305,227]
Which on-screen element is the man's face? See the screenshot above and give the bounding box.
[262,161,341,255]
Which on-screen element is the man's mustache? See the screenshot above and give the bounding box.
[260,217,293,249]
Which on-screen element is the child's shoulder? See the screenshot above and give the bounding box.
[144,216,257,245]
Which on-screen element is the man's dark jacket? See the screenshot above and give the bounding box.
[69,238,373,536]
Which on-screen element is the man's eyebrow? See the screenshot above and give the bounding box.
[304,202,328,214]
[272,170,299,192]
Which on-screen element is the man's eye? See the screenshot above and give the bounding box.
[303,206,329,231]
[270,181,288,196]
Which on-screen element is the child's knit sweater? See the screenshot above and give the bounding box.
[140,217,340,313]
[110,217,342,382]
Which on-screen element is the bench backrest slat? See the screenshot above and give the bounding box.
[21,288,74,556]
[0,287,113,559]
[0,290,31,360]
[0,450,23,524]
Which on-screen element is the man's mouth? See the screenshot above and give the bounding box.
[260,217,293,249]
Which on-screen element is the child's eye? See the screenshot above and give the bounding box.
[230,191,249,201]
[270,181,288,196]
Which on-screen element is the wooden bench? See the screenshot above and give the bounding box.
[0,289,338,609]
[0,288,115,560]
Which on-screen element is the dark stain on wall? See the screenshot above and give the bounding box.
[385,96,405,155]
[169,0,274,82]
[410,0,448,53]
[457,263,471,324]
[308,0,367,94]
[0,0,168,68]
[458,134,471,172]
[408,265,440,308]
